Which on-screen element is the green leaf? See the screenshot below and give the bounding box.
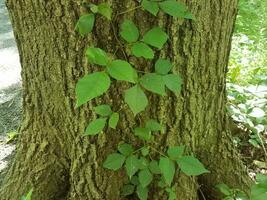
[118,143,134,156]
[121,184,135,196]
[149,160,161,174]
[134,127,151,141]
[256,174,267,184]
[22,189,33,200]
[131,42,154,59]
[141,147,150,156]
[166,187,176,200]
[138,169,153,187]
[145,119,162,131]
[159,157,175,186]
[159,0,188,18]
[183,11,196,20]
[86,47,109,66]
[142,0,159,16]
[158,177,167,188]
[97,3,112,20]
[109,112,119,129]
[130,176,140,185]
[89,4,98,13]
[107,60,138,83]
[75,14,95,36]
[84,118,107,135]
[124,85,148,116]
[139,157,149,170]
[250,184,267,200]
[155,58,173,75]
[76,72,111,106]
[125,155,140,178]
[120,20,139,43]
[215,184,231,196]
[163,74,182,93]
[140,73,166,96]
[94,105,112,116]
[177,156,210,176]
[142,27,168,49]
[167,146,185,161]
[136,185,148,200]
[103,153,126,170]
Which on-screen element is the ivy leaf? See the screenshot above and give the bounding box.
[120,20,139,43]
[141,0,159,16]
[184,11,196,20]
[163,74,182,93]
[125,155,140,178]
[141,147,150,156]
[124,85,148,116]
[107,60,138,83]
[103,153,126,170]
[134,128,151,141]
[139,157,149,170]
[131,42,154,59]
[94,105,112,116]
[22,189,33,200]
[84,118,107,136]
[130,176,140,185]
[142,27,168,49]
[177,156,210,176]
[140,73,166,96]
[158,177,167,188]
[109,112,119,129]
[75,14,95,36]
[121,184,135,196]
[145,119,162,132]
[86,47,109,66]
[138,169,153,187]
[136,185,148,200]
[76,72,111,106]
[155,58,173,75]
[159,0,188,18]
[149,160,161,174]
[159,157,175,186]
[167,146,185,161]
[215,184,231,196]
[89,4,98,13]
[166,187,176,200]
[97,3,112,20]
[118,143,134,156]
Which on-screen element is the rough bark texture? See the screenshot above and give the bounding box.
[1,0,251,200]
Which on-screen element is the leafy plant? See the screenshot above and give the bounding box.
[103,144,209,199]
[74,1,208,199]
[75,3,112,35]
[227,84,266,149]
[216,174,267,200]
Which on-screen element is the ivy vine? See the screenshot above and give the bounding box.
[75,1,209,199]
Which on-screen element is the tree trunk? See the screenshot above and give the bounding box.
[1,0,251,199]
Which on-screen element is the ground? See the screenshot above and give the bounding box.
[0,0,21,179]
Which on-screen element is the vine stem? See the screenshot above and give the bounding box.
[117,5,142,17]
[149,145,167,157]
[111,22,128,60]
[136,70,148,74]
[188,177,207,200]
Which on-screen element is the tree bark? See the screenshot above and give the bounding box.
[1,0,251,200]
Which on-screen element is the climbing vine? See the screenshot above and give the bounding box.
[75,1,209,199]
